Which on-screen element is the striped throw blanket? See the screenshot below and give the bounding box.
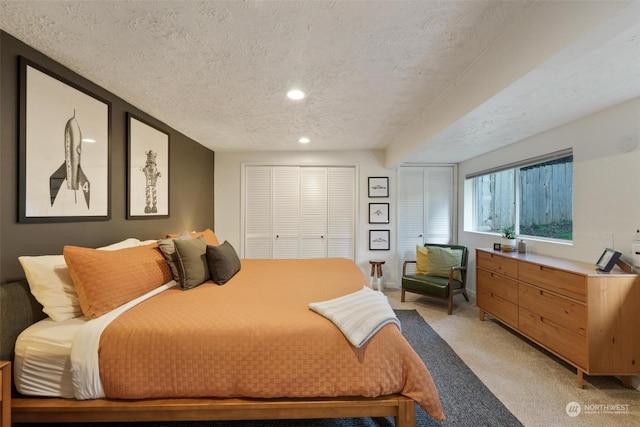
[309,286,400,348]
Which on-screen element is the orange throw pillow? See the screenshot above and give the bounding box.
[167,229,220,246]
[64,243,172,319]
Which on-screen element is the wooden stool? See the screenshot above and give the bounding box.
[369,260,385,291]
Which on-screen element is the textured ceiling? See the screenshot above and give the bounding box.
[1,1,639,165]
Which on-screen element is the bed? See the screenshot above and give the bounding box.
[1,232,445,426]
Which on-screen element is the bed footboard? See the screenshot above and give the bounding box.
[13,395,416,426]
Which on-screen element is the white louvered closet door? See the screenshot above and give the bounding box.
[398,167,425,273]
[300,167,328,258]
[244,166,273,258]
[327,167,355,259]
[244,165,355,260]
[273,167,300,258]
[424,167,454,244]
[398,166,454,276]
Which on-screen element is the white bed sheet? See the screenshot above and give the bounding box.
[14,317,86,398]
[15,280,176,399]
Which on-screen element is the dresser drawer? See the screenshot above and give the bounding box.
[519,283,586,336]
[519,307,587,369]
[477,251,518,279]
[477,269,518,328]
[477,268,518,304]
[518,261,586,302]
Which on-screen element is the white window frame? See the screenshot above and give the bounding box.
[464,149,573,243]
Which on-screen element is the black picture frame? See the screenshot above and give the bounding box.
[369,203,390,224]
[368,177,389,198]
[127,113,170,219]
[19,57,111,223]
[493,243,502,251]
[369,230,390,251]
[595,248,622,272]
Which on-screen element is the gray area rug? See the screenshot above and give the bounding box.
[17,310,522,427]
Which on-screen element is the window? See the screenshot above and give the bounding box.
[467,150,573,241]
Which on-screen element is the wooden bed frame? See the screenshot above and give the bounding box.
[12,395,415,426]
[1,280,418,426]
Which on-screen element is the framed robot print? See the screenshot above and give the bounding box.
[127,113,170,219]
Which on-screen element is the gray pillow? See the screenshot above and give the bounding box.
[206,241,241,285]
[157,231,192,282]
[174,236,210,289]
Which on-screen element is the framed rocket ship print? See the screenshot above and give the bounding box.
[19,57,110,222]
[127,114,170,219]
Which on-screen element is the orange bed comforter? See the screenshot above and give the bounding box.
[98,258,445,420]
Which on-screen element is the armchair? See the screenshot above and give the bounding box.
[401,243,469,315]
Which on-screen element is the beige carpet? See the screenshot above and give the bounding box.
[386,290,640,427]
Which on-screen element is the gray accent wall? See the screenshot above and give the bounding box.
[0,31,215,283]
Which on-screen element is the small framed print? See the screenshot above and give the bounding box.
[369,203,389,224]
[369,230,390,251]
[493,243,501,251]
[368,177,389,198]
[127,113,170,218]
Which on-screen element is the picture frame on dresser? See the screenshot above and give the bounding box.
[595,248,621,272]
[18,57,111,223]
[127,113,170,219]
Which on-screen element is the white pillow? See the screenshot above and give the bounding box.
[18,238,148,321]
[18,255,80,322]
[98,238,143,251]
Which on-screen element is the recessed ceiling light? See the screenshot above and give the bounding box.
[82,138,96,143]
[298,137,310,144]
[287,89,305,100]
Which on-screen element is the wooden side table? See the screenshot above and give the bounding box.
[369,260,385,291]
[0,361,10,427]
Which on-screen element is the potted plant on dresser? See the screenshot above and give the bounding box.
[500,226,516,252]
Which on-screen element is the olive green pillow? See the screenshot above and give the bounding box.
[424,246,463,281]
[157,231,192,282]
[174,236,210,289]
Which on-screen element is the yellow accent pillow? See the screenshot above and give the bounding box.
[64,243,173,319]
[415,245,429,275]
[425,246,463,281]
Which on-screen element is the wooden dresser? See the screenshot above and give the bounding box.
[476,248,640,388]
